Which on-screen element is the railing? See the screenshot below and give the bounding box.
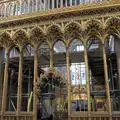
[0,0,105,18]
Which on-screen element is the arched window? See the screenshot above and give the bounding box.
[38,42,50,71]
[53,40,66,78]
[87,36,107,111]
[53,41,67,112]
[69,39,87,112]
[6,46,19,111]
[105,35,120,111]
[21,44,34,111]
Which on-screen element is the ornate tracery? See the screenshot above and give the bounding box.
[0,1,120,120]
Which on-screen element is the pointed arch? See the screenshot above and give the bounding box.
[53,40,66,54]
[64,21,82,40]
[0,32,13,49]
[85,19,103,30]
[104,26,120,41]
[0,31,11,39]
[46,24,63,35]
[38,40,51,49]
[105,17,120,27]
[46,24,63,34]
[68,37,84,47]
[64,21,81,31]
[86,34,103,46]
[85,21,102,35]
[30,27,45,46]
[46,24,63,42]
[53,39,66,48]
[12,29,28,46]
[30,27,45,36]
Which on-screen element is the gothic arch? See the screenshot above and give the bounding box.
[46,24,63,34]
[12,29,28,47]
[68,36,84,47]
[0,32,13,49]
[104,26,120,41]
[64,21,81,31]
[64,21,82,40]
[46,24,63,43]
[30,27,46,48]
[37,40,51,50]
[30,27,45,36]
[105,17,120,27]
[85,19,103,30]
[86,34,103,46]
[52,39,66,48]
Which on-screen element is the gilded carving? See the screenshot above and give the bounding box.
[0,32,13,49]
[0,1,120,120]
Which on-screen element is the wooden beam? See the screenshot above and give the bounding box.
[84,47,91,120]
[102,44,112,120]
[17,48,23,114]
[50,47,54,69]
[66,46,71,120]
[33,49,38,120]
[1,49,9,113]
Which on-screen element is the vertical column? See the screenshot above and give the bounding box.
[47,0,50,10]
[60,0,63,8]
[17,48,23,115]
[75,0,77,5]
[20,0,22,14]
[70,0,72,6]
[33,48,38,120]
[1,49,9,113]
[31,0,33,12]
[15,3,18,15]
[11,2,15,16]
[84,47,91,119]
[0,48,4,111]
[28,0,30,13]
[39,0,42,11]
[32,0,35,12]
[50,47,54,70]
[66,46,71,120]
[35,0,38,11]
[0,7,2,18]
[56,0,58,8]
[65,0,67,7]
[115,39,120,89]
[8,2,11,17]
[52,0,55,9]
[4,3,7,17]
[44,0,46,10]
[79,0,81,4]
[102,43,112,120]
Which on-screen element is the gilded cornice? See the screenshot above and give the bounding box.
[0,0,120,48]
[0,0,120,29]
